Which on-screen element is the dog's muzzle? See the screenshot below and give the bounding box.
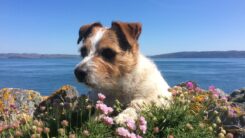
[74,67,87,82]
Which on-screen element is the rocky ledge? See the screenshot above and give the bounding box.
[0,88,42,125]
[230,88,245,108]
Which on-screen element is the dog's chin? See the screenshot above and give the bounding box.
[77,77,116,92]
[82,80,100,90]
[84,81,114,92]
[75,78,94,88]
[80,80,94,88]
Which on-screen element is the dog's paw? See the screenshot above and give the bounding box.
[114,114,127,125]
[114,107,138,125]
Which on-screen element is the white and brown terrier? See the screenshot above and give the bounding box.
[74,21,172,124]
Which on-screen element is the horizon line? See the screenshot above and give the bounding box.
[1,50,245,56]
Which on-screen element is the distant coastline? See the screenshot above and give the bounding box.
[1,50,245,59]
[0,53,79,59]
[151,50,245,58]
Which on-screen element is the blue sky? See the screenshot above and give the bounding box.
[0,0,244,55]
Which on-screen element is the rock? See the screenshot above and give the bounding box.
[229,88,245,103]
[34,85,79,117]
[207,89,245,138]
[240,88,245,92]
[224,105,245,137]
[241,115,245,126]
[222,115,244,128]
[209,111,245,137]
[224,127,245,138]
[230,89,241,97]
[223,125,240,130]
[34,85,93,136]
[0,88,42,130]
[229,88,245,116]
[236,103,245,113]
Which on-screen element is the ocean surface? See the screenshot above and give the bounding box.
[0,58,245,95]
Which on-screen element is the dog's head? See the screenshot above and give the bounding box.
[74,21,142,90]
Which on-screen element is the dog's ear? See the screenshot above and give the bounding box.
[77,22,102,44]
[111,21,142,51]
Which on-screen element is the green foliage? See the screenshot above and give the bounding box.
[84,120,114,138]
[1,93,217,138]
[0,95,115,138]
[142,98,216,138]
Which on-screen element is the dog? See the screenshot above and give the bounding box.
[74,21,172,124]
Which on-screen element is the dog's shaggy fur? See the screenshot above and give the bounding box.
[74,21,172,124]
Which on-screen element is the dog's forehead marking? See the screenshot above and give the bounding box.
[78,27,106,54]
[87,27,106,57]
[90,28,106,50]
[77,27,106,68]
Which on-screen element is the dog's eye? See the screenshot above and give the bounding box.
[101,48,116,60]
[80,47,88,58]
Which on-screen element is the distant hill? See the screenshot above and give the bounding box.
[151,51,245,58]
[1,51,245,59]
[0,53,79,59]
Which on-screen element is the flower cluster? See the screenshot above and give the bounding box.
[102,116,114,126]
[1,83,243,137]
[95,93,147,138]
[96,93,114,126]
[186,81,194,90]
[166,81,244,138]
[116,127,142,138]
[209,85,227,100]
[115,116,147,138]
[138,116,147,134]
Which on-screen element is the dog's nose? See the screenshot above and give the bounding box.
[74,68,87,82]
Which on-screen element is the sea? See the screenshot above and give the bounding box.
[0,58,245,95]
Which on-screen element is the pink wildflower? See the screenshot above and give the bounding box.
[128,133,137,138]
[102,116,114,126]
[228,109,237,118]
[98,93,106,101]
[136,135,143,138]
[139,116,147,125]
[139,124,147,134]
[107,107,113,114]
[96,103,106,113]
[209,85,221,98]
[126,118,136,131]
[209,85,216,92]
[186,82,194,89]
[138,116,147,134]
[96,103,113,115]
[212,93,219,98]
[195,87,203,93]
[221,96,228,102]
[116,127,130,137]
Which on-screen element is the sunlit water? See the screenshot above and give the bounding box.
[0,58,245,95]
